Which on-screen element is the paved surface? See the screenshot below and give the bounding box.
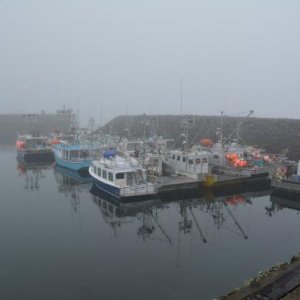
[282,285,300,299]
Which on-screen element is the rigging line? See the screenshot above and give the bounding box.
[147,208,172,244]
[227,110,254,117]
[222,226,244,239]
[189,207,207,243]
[225,204,248,240]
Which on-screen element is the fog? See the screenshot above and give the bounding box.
[1,0,300,126]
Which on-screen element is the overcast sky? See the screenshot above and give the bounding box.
[1,0,299,126]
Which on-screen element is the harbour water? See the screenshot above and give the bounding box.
[1,146,300,300]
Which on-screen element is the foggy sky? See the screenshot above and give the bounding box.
[1,0,300,126]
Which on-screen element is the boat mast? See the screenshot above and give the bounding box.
[180,118,194,152]
[220,111,224,147]
[180,79,183,115]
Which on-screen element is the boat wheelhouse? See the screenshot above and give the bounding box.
[16,135,54,164]
[53,142,100,174]
[163,150,209,179]
[89,153,157,201]
[207,142,270,178]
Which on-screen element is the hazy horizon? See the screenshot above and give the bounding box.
[1,0,300,126]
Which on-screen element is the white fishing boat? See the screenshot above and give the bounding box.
[208,142,270,177]
[163,149,209,180]
[89,150,157,201]
[118,137,172,177]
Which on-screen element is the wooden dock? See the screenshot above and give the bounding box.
[272,179,300,195]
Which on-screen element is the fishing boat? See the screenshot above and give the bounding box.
[163,149,209,180]
[271,161,300,199]
[118,137,172,177]
[89,150,157,201]
[16,135,54,164]
[162,117,209,180]
[208,142,270,178]
[53,142,100,175]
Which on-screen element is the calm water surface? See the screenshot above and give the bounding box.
[1,147,300,300]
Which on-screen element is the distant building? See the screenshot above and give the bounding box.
[0,109,74,144]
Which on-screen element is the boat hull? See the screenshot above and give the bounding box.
[93,180,157,202]
[54,165,93,184]
[54,152,92,175]
[17,150,54,164]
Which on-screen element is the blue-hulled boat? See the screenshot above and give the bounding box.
[53,142,100,175]
[89,150,157,201]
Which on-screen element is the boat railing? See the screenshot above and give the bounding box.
[68,156,94,162]
[104,159,140,170]
[122,183,155,196]
[19,147,52,153]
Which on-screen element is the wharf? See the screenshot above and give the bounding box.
[154,173,270,196]
[202,173,270,190]
[216,254,300,300]
[155,175,203,193]
[271,180,300,198]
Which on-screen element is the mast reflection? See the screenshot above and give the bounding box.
[91,183,271,243]
[54,165,93,213]
[17,161,52,191]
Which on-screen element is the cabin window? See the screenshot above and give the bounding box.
[108,172,113,182]
[189,159,194,164]
[103,201,107,209]
[102,170,107,179]
[97,168,101,177]
[70,150,79,159]
[81,150,89,158]
[213,155,219,159]
[116,173,125,179]
[196,158,201,164]
[203,158,208,163]
[182,157,186,162]
[108,204,114,214]
[172,155,175,160]
[94,166,97,174]
[177,156,180,161]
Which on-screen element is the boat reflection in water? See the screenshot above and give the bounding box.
[54,164,94,213]
[17,161,53,191]
[266,193,300,217]
[90,183,271,246]
[90,184,172,242]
